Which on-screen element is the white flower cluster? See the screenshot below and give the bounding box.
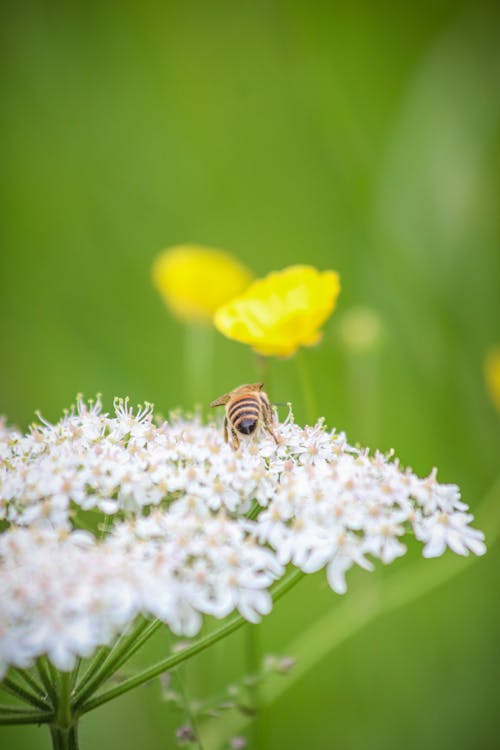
[254,422,486,594]
[0,503,281,676]
[0,397,486,676]
[0,398,275,528]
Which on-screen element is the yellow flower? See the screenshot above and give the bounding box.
[214,265,341,357]
[152,244,253,325]
[484,346,500,413]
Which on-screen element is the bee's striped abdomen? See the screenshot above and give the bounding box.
[228,397,260,435]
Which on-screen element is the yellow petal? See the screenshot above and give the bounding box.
[214,265,341,357]
[152,244,253,325]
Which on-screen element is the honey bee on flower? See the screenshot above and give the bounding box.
[210,382,278,450]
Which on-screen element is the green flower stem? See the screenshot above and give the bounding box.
[55,672,72,730]
[12,668,46,700]
[70,660,82,692]
[50,724,79,750]
[255,354,271,395]
[245,502,262,521]
[184,324,214,408]
[245,623,267,750]
[0,702,39,713]
[175,669,206,750]
[346,350,380,443]
[0,674,50,711]
[112,618,163,670]
[36,658,57,706]
[79,568,304,716]
[50,726,63,750]
[201,474,500,748]
[0,708,54,725]
[74,616,152,707]
[50,672,80,750]
[295,350,317,425]
[73,646,110,698]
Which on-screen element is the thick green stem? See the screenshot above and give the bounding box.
[49,671,79,750]
[50,723,79,749]
[79,568,304,715]
[56,672,72,730]
[295,350,317,425]
[50,726,63,750]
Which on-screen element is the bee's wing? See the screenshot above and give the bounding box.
[210,391,232,408]
[250,382,264,390]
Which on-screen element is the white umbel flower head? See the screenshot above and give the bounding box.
[0,396,486,675]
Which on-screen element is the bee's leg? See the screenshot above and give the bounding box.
[231,428,240,451]
[266,422,279,445]
[262,399,279,445]
[223,416,229,444]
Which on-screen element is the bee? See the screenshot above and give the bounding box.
[210,382,279,450]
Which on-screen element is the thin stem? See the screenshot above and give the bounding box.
[11,668,46,699]
[295,350,317,424]
[0,708,54,725]
[175,669,206,750]
[245,624,267,749]
[47,660,59,687]
[73,646,111,698]
[36,658,57,706]
[0,675,51,711]
[70,659,82,692]
[245,502,262,521]
[255,355,271,397]
[74,616,152,707]
[112,618,163,672]
[245,625,261,704]
[0,702,39,713]
[79,568,304,715]
[184,324,214,409]
[346,349,380,443]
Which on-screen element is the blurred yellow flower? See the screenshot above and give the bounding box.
[214,265,340,357]
[484,346,500,413]
[152,244,253,325]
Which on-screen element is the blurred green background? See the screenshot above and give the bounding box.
[1,0,499,748]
